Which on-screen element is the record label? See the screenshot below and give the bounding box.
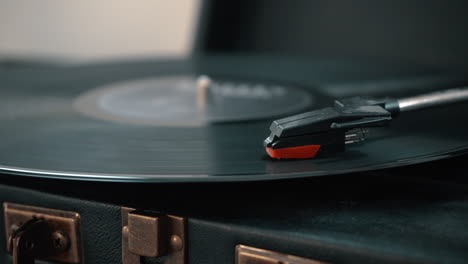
[74,76,314,126]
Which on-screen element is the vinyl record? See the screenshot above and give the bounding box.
[1,57,467,182]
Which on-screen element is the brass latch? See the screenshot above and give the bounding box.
[3,202,82,264]
[236,245,329,264]
[121,207,186,264]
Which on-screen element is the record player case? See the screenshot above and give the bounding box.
[1,1,468,263]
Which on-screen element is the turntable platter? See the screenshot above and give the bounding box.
[1,57,467,182]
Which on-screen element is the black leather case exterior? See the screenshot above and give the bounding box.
[1,156,468,264]
[184,173,468,263]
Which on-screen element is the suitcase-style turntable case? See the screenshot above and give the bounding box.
[1,1,468,263]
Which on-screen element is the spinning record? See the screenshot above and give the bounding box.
[0,57,468,182]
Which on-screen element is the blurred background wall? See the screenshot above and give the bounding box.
[0,0,200,62]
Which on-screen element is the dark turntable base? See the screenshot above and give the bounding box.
[1,154,468,264]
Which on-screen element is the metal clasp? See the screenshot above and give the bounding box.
[3,202,82,264]
[121,207,186,264]
[236,245,329,264]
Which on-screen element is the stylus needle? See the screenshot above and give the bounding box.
[264,87,468,159]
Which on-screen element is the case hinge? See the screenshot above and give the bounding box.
[121,207,186,264]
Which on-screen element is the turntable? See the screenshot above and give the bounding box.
[1,1,468,264]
